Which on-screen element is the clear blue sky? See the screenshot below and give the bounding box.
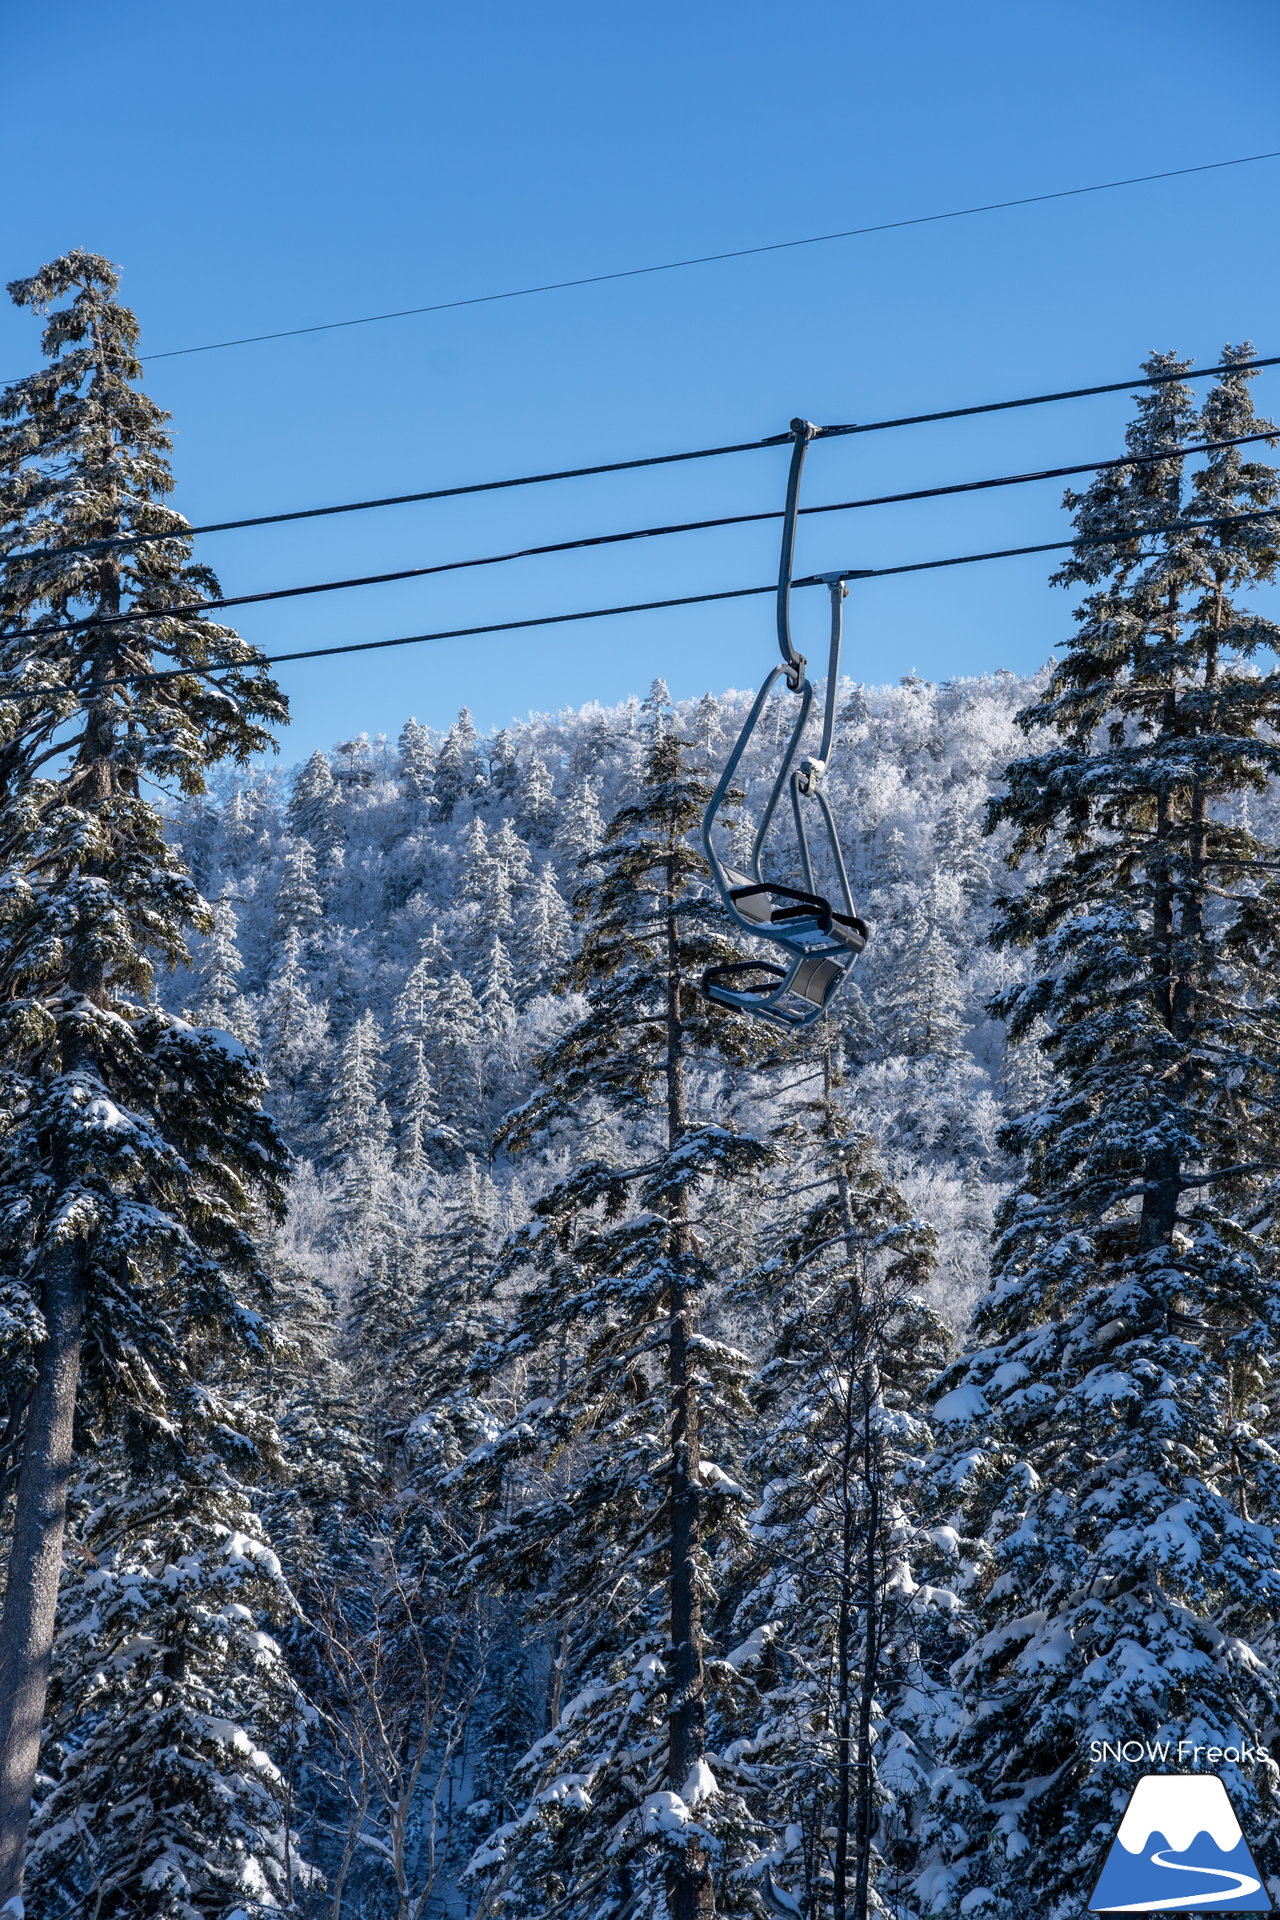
[5,0,1280,765]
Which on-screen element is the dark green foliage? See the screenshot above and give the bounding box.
[928,352,1280,1917]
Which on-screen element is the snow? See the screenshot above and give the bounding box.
[933,1383,988,1423]
[681,1759,718,1807]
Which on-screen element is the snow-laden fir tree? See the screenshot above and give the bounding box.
[460,732,771,1920]
[190,894,257,1048]
[520,863,574,997]
[325,1009,394,1242]
[259,929,330,1151]
[434,708,482,819]
[924,351,1280,1917]
[397,718,435,803]
[560,776,606,868]
[0,251,289,1910]
[515,753,556,843]
[286,749,343,862]
[728,1045,954,1920]
[272,838,323,946]
[26,1430,303,1920]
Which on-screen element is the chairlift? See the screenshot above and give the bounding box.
[701,420,868,1029]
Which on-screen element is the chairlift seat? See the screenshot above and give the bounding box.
[724,868,868,955]
[702,953,850,1029]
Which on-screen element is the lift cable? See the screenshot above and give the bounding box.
[7,356,1278,569]
[5,429,1274,647]
[5,503,1275,705]
[8,146,1271,370]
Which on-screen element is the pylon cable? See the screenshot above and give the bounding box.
[8,356,1278,568]
[4,504,1275,704]
[6,429,1274,647]
[10,147,1272,370]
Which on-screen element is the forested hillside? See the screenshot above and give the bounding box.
[90,668,1028,1919]
[169,670,1030,1329]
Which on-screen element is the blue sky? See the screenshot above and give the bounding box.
[5,0,1280,765]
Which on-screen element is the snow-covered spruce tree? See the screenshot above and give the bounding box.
[286,748,342,863]
[26,1429,303,1920]
[462,732,770,1920]
[925,351,1280,1917]
[0,252,288,1908]
[259,929,330,1152]
[728,1044,953,1920]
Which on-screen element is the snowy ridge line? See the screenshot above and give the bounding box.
[8,357,1278,569]
[10,145,1274,367]
[4,502,1278,702]
[5,428,1276,646]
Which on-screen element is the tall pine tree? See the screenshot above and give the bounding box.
[463,733,769,1920]
[0,253,288,1909]
[928,350,1280,1916]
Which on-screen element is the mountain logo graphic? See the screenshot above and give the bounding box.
[1089,1774,1272,1912]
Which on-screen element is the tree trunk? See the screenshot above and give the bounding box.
[0,1242,85,1912]
[1140,592,1186,1254]
[831,1387,857,1920]
[852,1372,882,1920]
[664,849,713,1920]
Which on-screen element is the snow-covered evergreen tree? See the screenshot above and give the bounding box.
[0,250,290,1909]
[730,1052,954,1920]
[190,895,257,1048]
[462,732,771,1920]
[27,1439,303,1920]
[560,776,606,870]
[273,838,323,945]
[434,708,482,820]
[515,753,556,842]
[397,717,435,803]
[926,351,1280,1917]
[520,863,573,996]
[259,930,330,1151]
[286,749,342,861]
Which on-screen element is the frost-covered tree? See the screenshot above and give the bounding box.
[389,936,459,1169]
[27,1440,302,1920]
[480,936,518,1039]
[326,1010,394,1241]
[0,250,288,1908]
[876,908,967,1061]
[927,351,1280,1917]
[259,929,330,1150]
[560,775,606,869]
[488,727,520,801]
[273,837,323,945]
[731,1055,953,1920]
[520,862,573,995]
[286,748,342,860]
[463,733,770,1920]
[515,753,556,842]
[434,708,482,820]
[190,894,254,1043]
[397,717,435,802]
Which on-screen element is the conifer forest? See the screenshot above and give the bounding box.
[6,250,1280,1920]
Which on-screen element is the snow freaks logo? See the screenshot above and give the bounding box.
[1088,1775,1272,1912]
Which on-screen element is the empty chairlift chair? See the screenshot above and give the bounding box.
[701,419,869,1029]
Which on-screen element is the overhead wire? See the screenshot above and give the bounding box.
[9,355,1280,568]
[6,428,1277,646]
[10,147,1273,371]
[6,503,1276,704]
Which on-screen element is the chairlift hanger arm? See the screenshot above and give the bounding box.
[701,421,867,1029]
